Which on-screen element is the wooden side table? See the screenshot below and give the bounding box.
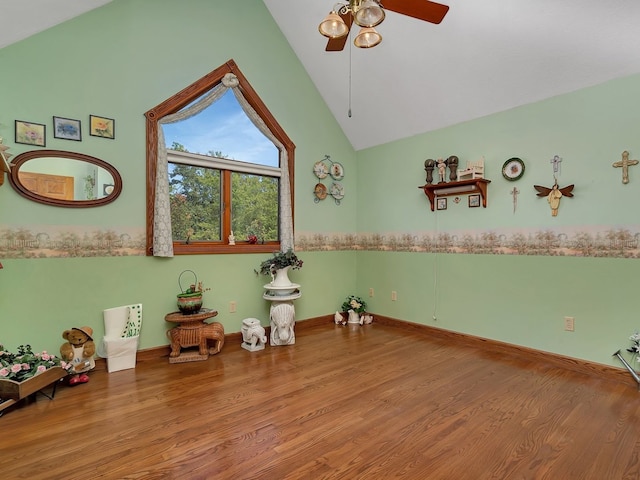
[164,308,224,363]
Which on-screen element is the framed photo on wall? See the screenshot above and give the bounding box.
[15,120,46,147]
[89,115,115,139]
[53,116,81,141]
[468,194,481,208]
[436,197,447,211]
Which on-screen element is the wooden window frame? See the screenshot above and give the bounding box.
[144,59,295,255]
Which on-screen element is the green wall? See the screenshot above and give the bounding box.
[0,1,357,353]
[355,74,640,367]
[1,0,638,371]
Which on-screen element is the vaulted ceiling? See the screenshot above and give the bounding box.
[0,1,112,50]
[4,1,640,150]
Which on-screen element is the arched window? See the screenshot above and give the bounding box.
[144,60,295,256]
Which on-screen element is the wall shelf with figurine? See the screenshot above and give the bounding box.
[418,156,490,211]
[419,179,491,211]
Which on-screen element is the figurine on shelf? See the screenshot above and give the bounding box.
[457,157,485,180]
[437,158,447,183]
[424,159,435,184]
[447,155,459,182]
[228,231,235,245]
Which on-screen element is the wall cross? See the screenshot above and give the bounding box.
[550,155,562,175]
[510,187,519,214]
[612,150,638,184]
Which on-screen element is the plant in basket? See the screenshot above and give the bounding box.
[177,270,211,314]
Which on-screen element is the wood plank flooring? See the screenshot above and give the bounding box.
[2,322,639,480]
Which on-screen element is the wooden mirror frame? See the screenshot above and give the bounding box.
[8,149,123,208]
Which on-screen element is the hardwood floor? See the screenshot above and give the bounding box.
[2,321,640,479]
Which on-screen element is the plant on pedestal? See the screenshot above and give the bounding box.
[256,249,303,296]
[255,249,304,277]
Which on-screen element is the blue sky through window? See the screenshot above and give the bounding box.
[163,90,279,167]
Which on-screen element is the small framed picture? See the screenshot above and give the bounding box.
[468,194,481,208]
[53,116,81,141]
[436,197,447,211]
[15,120,46,147]
[89,115,115,139]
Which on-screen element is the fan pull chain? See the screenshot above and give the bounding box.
[348,29,352,118]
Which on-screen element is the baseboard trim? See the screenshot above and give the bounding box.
[111,314,636,388]
[370,314,635,388]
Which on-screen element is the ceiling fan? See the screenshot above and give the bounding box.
[319,0,449,51]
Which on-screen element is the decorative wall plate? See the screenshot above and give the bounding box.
[313,160,329,179]
[314,183,327,201]
[502,157,525,181]
[330,182,344,200]
[330,162,344,180]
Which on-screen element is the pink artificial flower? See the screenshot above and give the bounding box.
[10,364,22,373]
[36,365,47,374]
[21,363,30,370]
[0,368,9,377]
[41,353,51,361]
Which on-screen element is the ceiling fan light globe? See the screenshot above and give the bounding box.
[319,11,349,38]
[354,27,382,48]
[353,0,385,28]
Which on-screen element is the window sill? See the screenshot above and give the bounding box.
[150,242,281,256]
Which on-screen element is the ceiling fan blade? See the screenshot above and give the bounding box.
[383,0,449,24]
[325,11,353,52]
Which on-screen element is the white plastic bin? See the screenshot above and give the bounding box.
[100,304,143,373]
[103,336,139,373]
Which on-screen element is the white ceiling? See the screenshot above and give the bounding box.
[263,0,640,150]
[3,1,640,151]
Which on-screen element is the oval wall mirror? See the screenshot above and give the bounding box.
[8,149,122,208]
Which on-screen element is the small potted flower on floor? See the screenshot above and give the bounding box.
[340,295,368,325]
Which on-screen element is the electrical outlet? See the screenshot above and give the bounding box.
[229,301,237,313]
[391,291,397,301]
[369,288,374,297]
[564,316,574,331]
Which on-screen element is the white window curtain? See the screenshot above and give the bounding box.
[153,73,293,257]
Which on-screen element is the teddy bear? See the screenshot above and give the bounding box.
[60,326,96,385]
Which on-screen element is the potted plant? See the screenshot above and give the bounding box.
[176,270,210,314]
[340,295,368,325]
[256,249,303,287]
